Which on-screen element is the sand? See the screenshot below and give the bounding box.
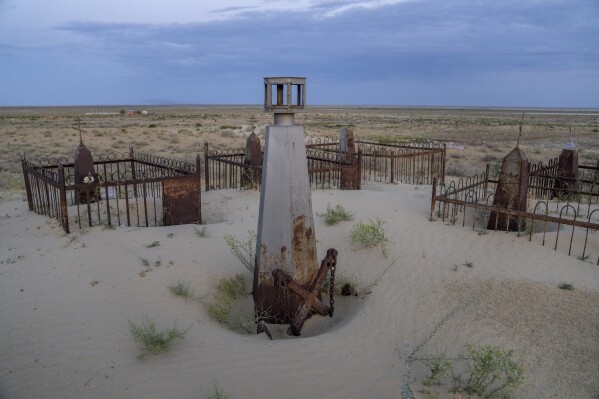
[1,180,598,399]
[1,106,598,398]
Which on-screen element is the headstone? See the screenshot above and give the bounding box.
[487,147,529,231]
[241,132,262,188]
[552,140,578,198]
[339,128,360,190]
[73,141,100,204]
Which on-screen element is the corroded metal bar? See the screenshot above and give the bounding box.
[272,248,337,336]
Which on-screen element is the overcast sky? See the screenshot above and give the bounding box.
[1,0,597,107]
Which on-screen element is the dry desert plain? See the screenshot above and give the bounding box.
[0,106,598,399]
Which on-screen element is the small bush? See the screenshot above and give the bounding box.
[320,203,353,225]
[208,276,246,325]
[321,271,363,297]
[144,240,160,248]
[128,315,189,359]
[216,275,246,300]
[423,353,452,387]
[169,280,194,301]
[462,344,525,398]
[558,282,574,290]
[208,295,234,324]
[208,379,231,399]
[350,218,388,256]
[194,226,210,237]
[224,231,256,273]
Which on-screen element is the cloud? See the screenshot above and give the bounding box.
[1,0,598,106]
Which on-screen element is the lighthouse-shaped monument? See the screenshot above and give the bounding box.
[253,77,335,336]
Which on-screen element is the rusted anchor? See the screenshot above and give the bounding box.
[272,248,337,336]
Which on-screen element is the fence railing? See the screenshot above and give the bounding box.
[203,143,361,191]
[306,138,446,185]
[21,148,201,233]
[430,161,599,264]
[204,138,445,191]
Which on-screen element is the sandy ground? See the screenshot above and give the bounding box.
[1,180,598,399]
[1,106,598,398]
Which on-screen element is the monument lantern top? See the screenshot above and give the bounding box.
[264,77,306,114]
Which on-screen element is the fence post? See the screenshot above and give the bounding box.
[483,163,490,200]
[442,144,447,185]
[430,178,437,222]
[390,152,395,183]
[58,164,70,234]
[204,142,210,191]
[129,145,138,197]
[21,154,34,211]
[196,154,202,224]
[358,148,363,189]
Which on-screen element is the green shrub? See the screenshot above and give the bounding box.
[423,353,452,387]
[208,295,234,324]
[194,226,210,237]
[224,231,256,273]
[320,203,353,225]
[128,315,189,359]
[208,379,231,399]
[558,282,574,290]
[462,344,525,398]
[169,280,194,300]
[216,275,246,300]
[350,218,388,256]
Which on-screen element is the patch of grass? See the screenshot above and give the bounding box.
[144,240,160,248]
[224,231,256,273]
[463,261,473,268]
[139,257,150,267]
[128,315,189,359]
[319,203,353,225]
[216,275,246,300]
[350,218,388,256]
[423,353,452,387]
[321,271,363,297]
[576,253,590,261]
[558,282,574,290]
[207,275,268,334]
[0,171,24,191]
[148,124,157,128]
[207,295,233,324]
[169,280,194,300]
[208,378,231,399]
[194,226,210,237]
[460,344,525,398]
[207,275,247,325]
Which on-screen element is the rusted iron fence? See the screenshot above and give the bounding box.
[204,142,361,191]
[204,138,445,190]
[306,138,446,185]
[21,148,201,233]
[430,162,599,264]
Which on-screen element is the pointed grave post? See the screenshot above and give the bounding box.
[552,125,579,198]
[254,77,337,336]
[241,119,263,188]
[487,146,529,231]
[72,119,100,204]
[339,127,360,189]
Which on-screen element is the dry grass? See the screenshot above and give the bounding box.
[1,106,597,182]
